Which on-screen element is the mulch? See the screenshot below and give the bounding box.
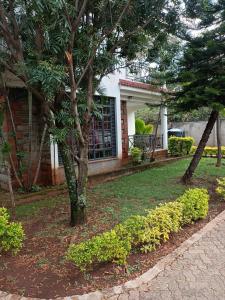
[0,181,224,299]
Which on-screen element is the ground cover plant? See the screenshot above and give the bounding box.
[0,158,225,298]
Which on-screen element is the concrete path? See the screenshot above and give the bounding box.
[114,213,225,300]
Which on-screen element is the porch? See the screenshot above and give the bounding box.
[119,79,168,160]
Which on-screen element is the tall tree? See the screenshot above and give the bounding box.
[170,0,225,183]
[216,109,225,167]
[0,0,180,225]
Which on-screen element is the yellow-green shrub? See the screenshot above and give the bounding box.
[177,188,209,224]
[0,208,25,254]
[142,202,183,252]
[216,177,225,198]
[66,229,131,271]
[66,190,210,272]
[191,146,225,157]
[66,202,184,270]
[169,137,194,156]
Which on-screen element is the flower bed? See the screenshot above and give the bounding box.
[67,188,209,271]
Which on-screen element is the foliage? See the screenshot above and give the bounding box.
[0,208,25,254]
[135,118,154,135]
[191,146,225,157]
[0,0,181,224]
[136,107,159,124]
[216,178,225,198]
[168,137,194,156]
[66,229,131,271]
[170,1,225,114]
[66,188,209,271]
[130,147,142,164]
[177,188,209,224]
[141,201,183,253]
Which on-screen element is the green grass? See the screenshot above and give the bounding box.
[14,158,225,222]
[93,158,225,221]
[15,196,67,218]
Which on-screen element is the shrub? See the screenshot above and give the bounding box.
[191,146,225,157]
[66,229,131,271]
[142,202,183,252]
[168,136,194,156]
[115,215,148,246]
[135,118,154,135]
[143,124,154,134]
[66,191,209,272]
[216,177,225,198]
[177,188,209,224]
[0,208,25,254]
[66,202,184,270]
[130,147,142,164]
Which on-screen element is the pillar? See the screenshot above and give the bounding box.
[161,105,168,149]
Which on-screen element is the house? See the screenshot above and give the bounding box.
[0,68,168,190]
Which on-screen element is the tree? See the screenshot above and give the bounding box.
[170,0,225,183]
[0,95,15,216]
[0,0,180,225]
[216,109,225,167]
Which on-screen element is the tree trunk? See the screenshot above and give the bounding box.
[77,144,88,223]
[33,124,47,185]
[182,110,218,184]
[150,105,161,162]
[216,116,222,167]
[27,90,33,190]
[6,160,16,218]
[58,142,85,226]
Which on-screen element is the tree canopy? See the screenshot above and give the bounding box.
[0,0,181,225]
[171,0,225,113]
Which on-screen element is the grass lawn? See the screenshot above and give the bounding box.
[1,157,225,298]
[14,158,225,223]
[92,157,225,221]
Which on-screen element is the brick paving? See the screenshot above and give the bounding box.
[106,212,225,300]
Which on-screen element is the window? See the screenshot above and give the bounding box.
[88,97,116,160]
[58,97,116,164]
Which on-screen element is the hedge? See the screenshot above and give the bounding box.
[0,208,25,254]
[168,137,194,156]
[66,188,209,271]
[191,146,225,157]
[216,177,225,198]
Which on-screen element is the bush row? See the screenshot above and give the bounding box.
[66,188,209,271]
[0,208,25,254]
[191,146,225,157]
[168,137,194,156]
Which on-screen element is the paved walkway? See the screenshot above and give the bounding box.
[113,213,225,300]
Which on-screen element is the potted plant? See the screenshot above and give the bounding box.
[130,147,142,165]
